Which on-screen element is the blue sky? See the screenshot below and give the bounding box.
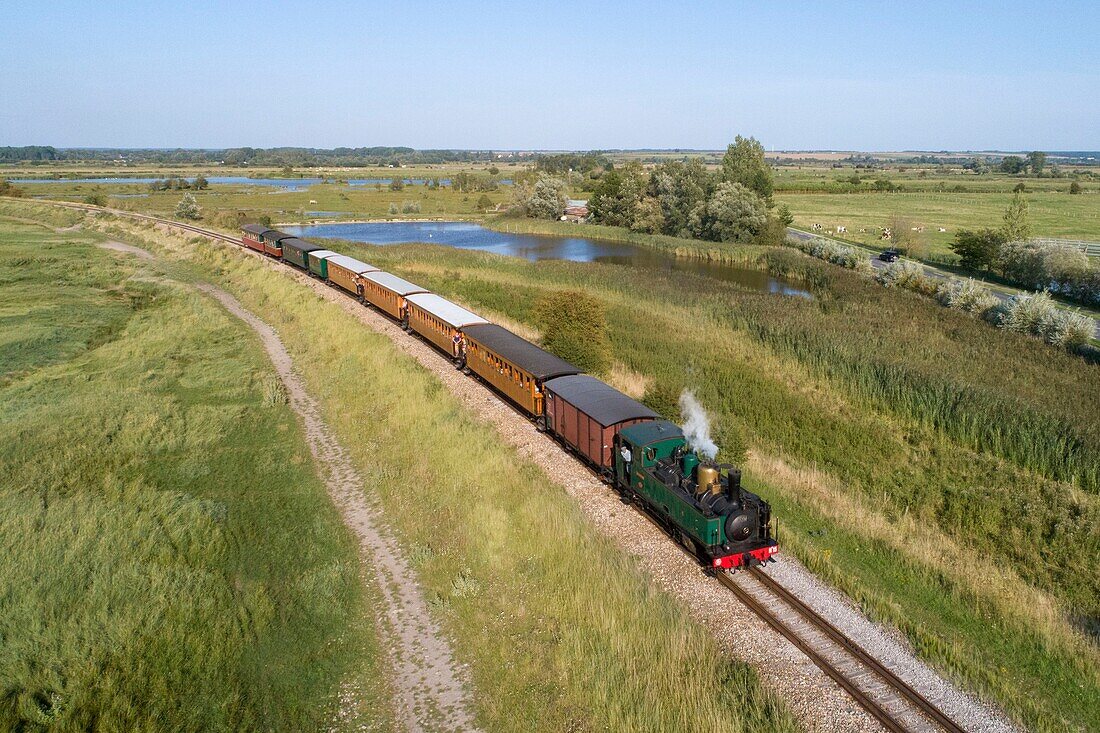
[1,1,1097,150]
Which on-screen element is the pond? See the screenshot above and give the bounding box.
[281,221,811,298]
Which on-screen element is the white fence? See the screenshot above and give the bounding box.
[1031,238,1100,257]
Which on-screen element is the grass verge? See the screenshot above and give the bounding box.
[0,216,389,730]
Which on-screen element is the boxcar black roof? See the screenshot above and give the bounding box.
[464,324,581,381]
[262,230,293,242]
[280,237,320,252]
[543,375,658,426]
[241,224,272,236]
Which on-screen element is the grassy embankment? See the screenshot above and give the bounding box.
[284,229,1100,733]
[60,204,799,732]
[0,216,389,730]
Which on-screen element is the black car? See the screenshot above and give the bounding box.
[879,249,900,263]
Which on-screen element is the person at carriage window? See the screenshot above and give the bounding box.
[451,332,462,358]
[620,444,632,475]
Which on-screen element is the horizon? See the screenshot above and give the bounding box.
[2,1,1098,151]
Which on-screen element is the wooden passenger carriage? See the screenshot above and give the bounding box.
[405,293,487,357]
[463,324,580,417]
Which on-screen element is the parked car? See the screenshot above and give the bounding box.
[879,249,900,263]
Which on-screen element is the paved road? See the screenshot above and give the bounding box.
[787,228,1100,340]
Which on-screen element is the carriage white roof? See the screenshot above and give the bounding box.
[325,254,378,274]
[406,293,487,328]
[362,270,429,296]
[308,249,339,260]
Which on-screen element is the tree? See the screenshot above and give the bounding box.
[588,163,645,228]
[1002,191,1032,242]
[887,214,918,255]
[475,194,493,211]
[534,289,610,373]
[522,175,568,220]
[950,228,1005,273]
[83,191,108,207]
[1027,151,1047,175]
[690,182,767,243]
[776,203,794,228]
[645,159,712,238]
[630,196,664,234]
[1000,156,1026,174]
[719,135,773,202]
[389,177,405,191]
[193,175,209,190]
[1013,182,1027,193]
[175,192,201,220]
[1069,181,1082,194]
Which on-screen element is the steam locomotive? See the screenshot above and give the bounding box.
[614,420,777,570]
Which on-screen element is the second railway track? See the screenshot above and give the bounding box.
[719,567,966,733]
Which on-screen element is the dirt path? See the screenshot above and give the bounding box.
[99,239,480,733]
[98,240,154,259]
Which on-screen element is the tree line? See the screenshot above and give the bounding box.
[0,145,497,167]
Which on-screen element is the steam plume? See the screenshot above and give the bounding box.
[679,389,718,459]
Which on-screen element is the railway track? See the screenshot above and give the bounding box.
[718,567,966,733]
[52,199,970,733]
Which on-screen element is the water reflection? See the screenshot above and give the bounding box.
[282,221,812,299]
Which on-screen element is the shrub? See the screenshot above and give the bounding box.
[790,235,872,273]
[533,289,611,373]
[174,193,202,220]
[935,278,1001,318]
[876,260,927,289]
[995,291,1093,351]
[0,179,26,198]
[401,200,421,214]
[388,202,398,215]
[83,190,108,207]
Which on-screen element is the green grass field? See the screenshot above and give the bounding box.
[0,218,389,730]
[279,231,1100,733]
[777,190,1100,257]
[89,213,798,733]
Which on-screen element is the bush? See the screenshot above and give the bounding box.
[876,260,930,290]
[175,193,201,220]
[533,290,611,373]
[83,190,108,207]
[790,234,872,273]
[401,200,421,214]
[934,278,1000,318]
[0,179,25,198]
[995,291,1094,351]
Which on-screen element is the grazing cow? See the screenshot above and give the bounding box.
[881,228,892,240]
[836,225,847,234]
[309,199,318,205]
[938,227,947,233]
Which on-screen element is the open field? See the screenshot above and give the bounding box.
[48,203,801,732]
[0,218,389,730]
[777,190,1100,258]
[275,229,1100,733]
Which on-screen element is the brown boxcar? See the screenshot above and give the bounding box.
[241,224,273,253]
[325,254,378,296]
[463,323,581,418]
[359,271,429,323]
[261,230,293,257]
[406,293,487,357]
[542,375,658,472]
